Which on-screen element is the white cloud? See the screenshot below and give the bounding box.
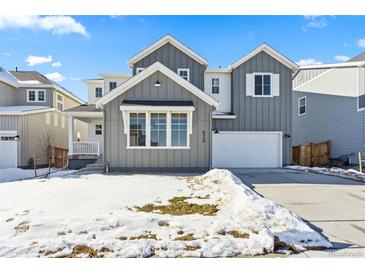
[25,55,52,66]
[3,52,10,57]
[296,58,323,66]
[302,16,327,31]
[45,72,66,82]
[0,16,89,37]
[357,37,365,48]
[52,62,62,68]
[69,77,81,81]
[335,55,350,62]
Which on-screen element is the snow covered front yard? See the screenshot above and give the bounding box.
[0,169,331,257]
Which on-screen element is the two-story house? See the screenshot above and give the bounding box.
[70,35,297,171]
[293,54,365,164]
[0,68,86,168]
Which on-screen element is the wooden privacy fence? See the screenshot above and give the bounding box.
[54,147,68,168]
[292,140,331,166]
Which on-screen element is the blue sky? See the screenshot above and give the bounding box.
[1,15,365,101]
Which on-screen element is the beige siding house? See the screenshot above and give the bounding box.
[0,68,86,168]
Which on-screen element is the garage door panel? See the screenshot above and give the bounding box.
[0,131,17,169]
[212,132,282,168]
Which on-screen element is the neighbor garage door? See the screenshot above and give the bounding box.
[0,131,18,168]
[212,131,282,168]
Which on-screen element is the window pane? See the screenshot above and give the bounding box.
[254,75,262,95]
[179,130,187,146]
[300,106,306,114]
[129,113,146,146]
[150,113,166,147]
[28,90,35,101]
[299,98,305,107]
[264,75,271,85]
[38,90,45,101]
[212,86,219,94]
[212,78,219,86]
[263,84,271,95]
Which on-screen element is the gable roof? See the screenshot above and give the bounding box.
[229,43,299,71]
[348,51,365,62]
[127,35,208,67]
[7,70,84,104]
[96,61,218,108]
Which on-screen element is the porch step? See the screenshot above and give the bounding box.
[84,163,105,171]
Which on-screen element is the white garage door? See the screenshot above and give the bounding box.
[212,131,282,168]
[0,131,18,169]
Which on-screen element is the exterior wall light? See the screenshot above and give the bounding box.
[14,135,20,141]
[154,80,161,87]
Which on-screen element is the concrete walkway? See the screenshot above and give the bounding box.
[231,168,365,258]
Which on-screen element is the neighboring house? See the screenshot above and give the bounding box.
[0,68,86,168]
[292,59,365,164]
[72,35,297,171]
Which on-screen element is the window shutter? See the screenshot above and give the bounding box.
[246,73,254,96]
[272,74,280,96]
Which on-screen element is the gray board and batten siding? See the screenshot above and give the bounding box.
[132,42,206,90]
[103,71,213,171]
[212,51,293,165]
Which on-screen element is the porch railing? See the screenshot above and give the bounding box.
[73,141,100,155]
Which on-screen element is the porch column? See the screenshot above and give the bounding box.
[68,115,73,156]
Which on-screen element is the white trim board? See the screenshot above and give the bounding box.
[127,35,208,67]
[96,61,219,108]
[229,43,299,71]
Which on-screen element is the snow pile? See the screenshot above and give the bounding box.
[286,165,365,182]
[0,169,331,257]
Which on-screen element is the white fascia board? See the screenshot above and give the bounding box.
[98,73,131,78]
[0,107,57,116]
[0,130,17,135]
[206,68,232,73]
[299,61,365,70]
[127,35,208,67]
[65,111,103,118]
[83,79,104,84]
[229,43,299,71]
[212,114,237,119]
[96,62,219,108]
[120,105,195,112]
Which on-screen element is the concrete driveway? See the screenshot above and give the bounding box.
[231,168,365,258]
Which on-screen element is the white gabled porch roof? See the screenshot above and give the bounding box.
[95,61,219,108]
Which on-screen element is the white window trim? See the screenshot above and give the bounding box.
[122,110,193,149]
[298,96,307,116]
[211,77,220,94]
[27,89,46,102]
[136,67,146,74]
[252,73,273,97]
[56,92,64,111]
[177,68,190,82]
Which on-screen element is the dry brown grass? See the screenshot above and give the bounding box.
[227,230,250,239]
[118,236,128,241]
[69,245,113,258]
[14,221,30,234]
[129,233,157,240]
[136,196,218,216]
[174,233,197,241]
[184,245,201,251]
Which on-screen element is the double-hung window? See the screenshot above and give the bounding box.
[150,113,166,146]
[95,124,103,135]
[109,81,117,91]
[129,113,146,147]
[298,96,307,116]
[127,111,190,148]
[27,89,46,102]
[177,68,190,82]
[95,87,103,99]
[212,78,220,94]
[56,93,64,111]
[171,113,187,147]
[254,74,271,96]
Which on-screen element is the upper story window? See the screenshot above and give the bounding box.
[56,93,64,111]
[95,87,103,98]
[95,124,103,135]
[212,78,220,94]
[136,67,145,74]
[254,74,271,96]
[298,96,307,116]
[109,81,117,91]
[27,89,46,102]
[177,68,190,82]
